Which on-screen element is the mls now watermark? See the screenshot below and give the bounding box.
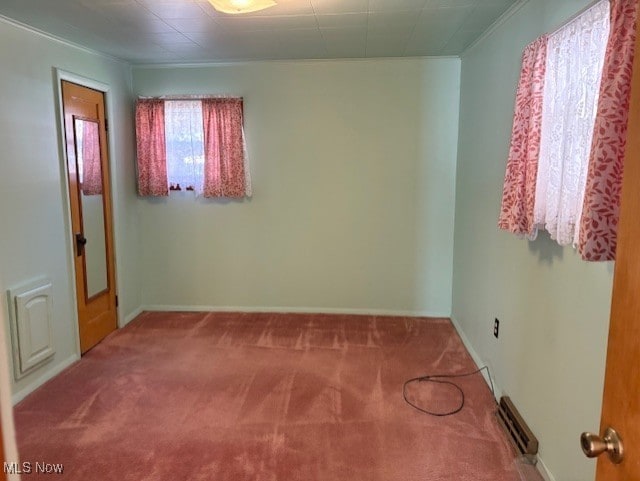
[4,461,64,475]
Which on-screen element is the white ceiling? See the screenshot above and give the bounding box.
[0,0,519,63]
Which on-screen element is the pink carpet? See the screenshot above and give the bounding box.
[14,312,520,480]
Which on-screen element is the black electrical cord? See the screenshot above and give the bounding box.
[403,366,495,416]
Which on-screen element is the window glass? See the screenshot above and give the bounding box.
[165,100,204,192]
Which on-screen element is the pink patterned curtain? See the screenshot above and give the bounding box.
[81,120,102,195]
[498,35,548,237]
[578,0,639,261]
[202,98,251,198]
[136,99,168,197]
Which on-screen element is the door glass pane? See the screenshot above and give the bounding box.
[75,118,108,298]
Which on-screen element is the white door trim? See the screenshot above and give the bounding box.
[53,69,119,358]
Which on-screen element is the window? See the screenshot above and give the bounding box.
[499,0,638,261]
[135,96,251,199]
[533,0,610,246]
[165,101,204,192]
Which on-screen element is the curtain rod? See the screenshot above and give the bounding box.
[137,94,243,101]
[547,0,605,37]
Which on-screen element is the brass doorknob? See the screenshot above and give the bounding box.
[580,427,624,464]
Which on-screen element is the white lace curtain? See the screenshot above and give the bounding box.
[533,0,610,246]
[164,100,205,192]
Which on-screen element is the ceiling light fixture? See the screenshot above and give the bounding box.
[208,0,277,14]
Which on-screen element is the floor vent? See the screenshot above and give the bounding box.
[497,396,538,458]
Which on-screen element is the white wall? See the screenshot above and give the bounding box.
[452,1,614,480]
[132,58,460,316]
[0,18,141,398]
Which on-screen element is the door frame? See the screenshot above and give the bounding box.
[0,277,19,480]
[54,69,120,357]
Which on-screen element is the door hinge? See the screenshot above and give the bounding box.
[115,295,118,307]
[105,118,109,133]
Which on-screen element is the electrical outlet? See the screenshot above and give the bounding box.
[494,318,500,339]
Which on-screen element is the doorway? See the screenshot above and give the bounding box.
[61,80,117,353]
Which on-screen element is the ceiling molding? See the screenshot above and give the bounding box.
[131,55,462,70]
[0,13,127,66]
[460,0,530,59]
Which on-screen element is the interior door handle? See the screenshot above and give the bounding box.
[580,427,624,464]
[75,232,87,256]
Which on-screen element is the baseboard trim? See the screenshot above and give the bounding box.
[536,457,556,481]
[449,316,556,481]
[121,306,144,327]
[449,316,498,395]
[141,304,451,318]
[12,354,79,405]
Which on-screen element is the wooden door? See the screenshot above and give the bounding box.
[61,81,117,353]
[592,15,640,481]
